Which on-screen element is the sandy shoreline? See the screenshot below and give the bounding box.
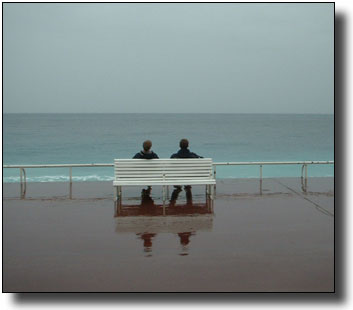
[3,177,334,292]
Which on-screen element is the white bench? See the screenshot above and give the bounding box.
[113,158,216,202]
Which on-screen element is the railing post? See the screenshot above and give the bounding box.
[260,165,263,180]
[214,165,217,194]
[20,168,23,199]
[23,168,26,197]
[162,173,166,215]
[259,165,263,195]
[69,167,72,199]
[305,164,308,192]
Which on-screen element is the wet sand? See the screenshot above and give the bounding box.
[3,178,334,292]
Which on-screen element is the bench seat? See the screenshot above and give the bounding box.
[113,179,216,186]
[113,158,216,201]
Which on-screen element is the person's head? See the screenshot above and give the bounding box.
[179,139,189,149]
[143,140,152,152]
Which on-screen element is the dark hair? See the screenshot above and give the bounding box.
[179,139,189,149]
[143,140,152,152]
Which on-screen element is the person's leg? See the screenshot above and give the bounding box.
[185,186,192,203]
[170,187,182,206]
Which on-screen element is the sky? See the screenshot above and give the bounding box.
[3,3,334,114]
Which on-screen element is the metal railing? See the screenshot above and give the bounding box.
[213,161,334,194]
[3,161,334,198]
[3,163,113,199]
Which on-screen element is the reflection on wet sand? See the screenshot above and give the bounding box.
[115,187,214,256]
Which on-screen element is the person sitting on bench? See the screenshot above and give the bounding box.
[171,139,203,191]
[170,138,202,159]
[133,140,158,193]
[133,140,159,159]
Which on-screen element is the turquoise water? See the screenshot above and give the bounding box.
[3,114,334,182]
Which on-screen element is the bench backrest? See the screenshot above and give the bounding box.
[114,159,214,182]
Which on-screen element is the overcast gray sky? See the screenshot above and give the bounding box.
[3,3,334,113]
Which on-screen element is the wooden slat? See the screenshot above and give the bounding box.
[115,164,212,168]
[116,163,211,165]
[115,170,211,173]
[115,175,213,178]
[115,164,212,167]
[115,171,212,174]
[113,180,216,186]
[115,158,212,161]
[116,161,211,163]
[115,176,213,179]
[116,174,212,177]
[115,166,211,170]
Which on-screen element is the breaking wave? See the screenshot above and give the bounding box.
[3,173,333,183]
[3,175,115,183]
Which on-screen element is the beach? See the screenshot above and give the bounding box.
[3,177,334,292]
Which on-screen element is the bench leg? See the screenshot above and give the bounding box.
[114,201,122,217]
[114,186,122,201]
[114,186,118,202]
[119,186,122,201]
[206,194,212,212]
[114,187,122,213]
[162,185,166,203]
[162,186,166,216]
[210,185,215,200]
[206,184,211,198]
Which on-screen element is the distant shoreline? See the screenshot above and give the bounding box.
[3,112,334,115]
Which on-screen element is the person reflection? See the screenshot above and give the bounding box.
[178,231,195,256]
[137,232,156,255]
[170,186,194,256]
[138,187,157,256]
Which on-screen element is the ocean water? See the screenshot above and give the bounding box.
[3,114,334,182]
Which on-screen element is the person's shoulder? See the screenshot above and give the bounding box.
[152,152,159,159]
[133,152,142,159]
[170,153,178,158]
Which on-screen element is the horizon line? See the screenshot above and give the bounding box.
[3,112,334,115]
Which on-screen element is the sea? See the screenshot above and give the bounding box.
[3,114,334,183]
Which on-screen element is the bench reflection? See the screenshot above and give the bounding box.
[115,187,214,256]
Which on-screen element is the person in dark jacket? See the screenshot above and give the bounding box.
[133,140,159,159]
[171,139,202,191]
[170,139,203,159]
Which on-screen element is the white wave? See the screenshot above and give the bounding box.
[3,175,114,183]
[3,173,333,183]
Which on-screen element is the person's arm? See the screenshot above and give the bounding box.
[133,153,141,159]
[153,152,159,159]
[191,152,203,158]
